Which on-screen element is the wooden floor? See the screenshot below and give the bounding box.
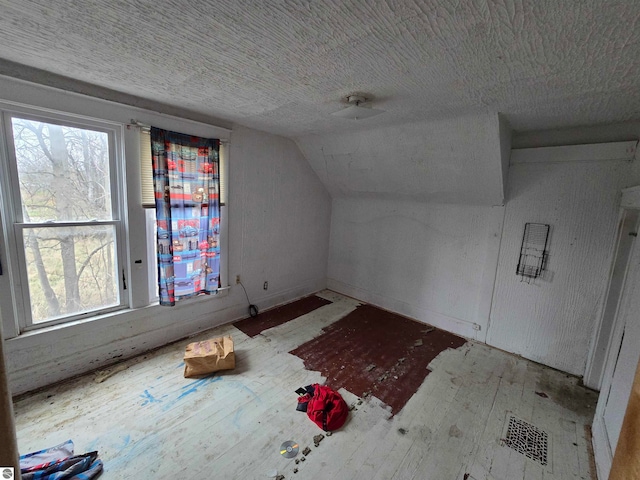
[13,291,598,479]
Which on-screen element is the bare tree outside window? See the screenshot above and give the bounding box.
[11,117,120,323]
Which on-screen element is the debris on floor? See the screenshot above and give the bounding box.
[275,475,285,480]
[313,434,324,447]
[302,446,311,456]
[94,363,128,383]
[301,384,349,431]
[183,335,235,378]
[20,439,103,479]
[293,467,298,474]
[279,440,299,458]
[365,364,376,372]
[535,391,549,398]
[414,339,423,347]
[326,431,332,436]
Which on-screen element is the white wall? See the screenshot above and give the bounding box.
[1,77,331,395]
[327,198,504,339]
[302,110,511,342]
[228,126,332,303]
[296,111,506,206]
[326,141,640,377]
[487,152,640,375]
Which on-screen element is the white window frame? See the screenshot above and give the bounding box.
[0,102,128,332]
[145,208,159,303]
[0,84,231,342]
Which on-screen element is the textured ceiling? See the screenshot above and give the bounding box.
[1,0,639,206]
[0,0,639,137]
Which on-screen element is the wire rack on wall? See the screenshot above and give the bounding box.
[516,223,550,281]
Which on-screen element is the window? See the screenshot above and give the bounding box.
[0,109,126,330]
[138,128,229,296]
[145,208,159,303]
[139,128,228,207]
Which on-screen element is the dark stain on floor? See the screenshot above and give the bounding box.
[535,370,598,417]
[233,295,332,338]
[290,304,467,414]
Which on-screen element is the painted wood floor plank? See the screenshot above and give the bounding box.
[465,353,531,480]
[116,374,312,476]
[303,394,396,480]
[12,291,597,480]
[369,347,476,480]
[118,354,322,477]
[407,346,506,479]
[355,374,457,479]
[411,345,509,479]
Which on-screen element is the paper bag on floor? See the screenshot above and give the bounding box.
[183,336,235,378]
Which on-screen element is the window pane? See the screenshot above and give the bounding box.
[145,208,159,302]
[11,117,113,222]
[22,225,119,323]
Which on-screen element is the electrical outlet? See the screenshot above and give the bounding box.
[236,275,241,284]
[263,281,268,290]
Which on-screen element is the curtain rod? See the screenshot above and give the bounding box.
[129,119,231,144]
[129,119,150,129]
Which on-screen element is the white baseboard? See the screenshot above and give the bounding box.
[592,415,611,480]
[327,278,480,340]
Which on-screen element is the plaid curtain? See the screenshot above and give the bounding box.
[151,127,221,306]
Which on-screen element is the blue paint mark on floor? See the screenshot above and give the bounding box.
[119,434,131,448]
[106,432,160,472]
[232,405,244,429]
[85,437,99,452]
[85,432,131,454]
[140,389,163,406]
[158,374,222,411]
[176,361,185,369]
[176,375,221,401]
[228,381,262,404]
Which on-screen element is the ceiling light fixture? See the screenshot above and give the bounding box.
[331,94,385,120]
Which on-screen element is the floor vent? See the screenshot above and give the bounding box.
[501,416,549,466]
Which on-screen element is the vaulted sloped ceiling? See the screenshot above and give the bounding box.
[297,111,509,205]
[0,1,639,204]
